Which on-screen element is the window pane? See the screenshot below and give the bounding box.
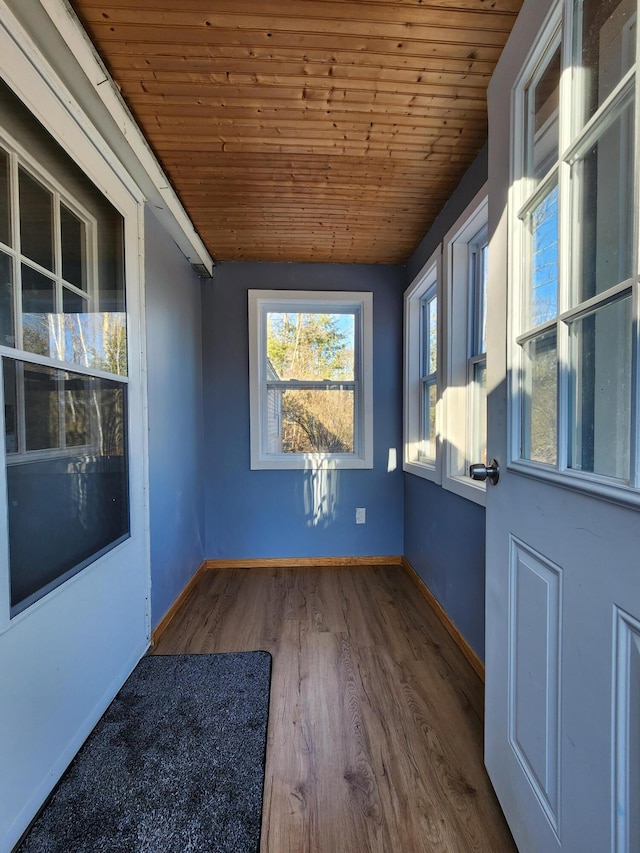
[62,289,91,369]
[63,288,86,317]
[269,387,354,454]
[525,183,558,327]
[569,296,631,479]
[0,147,10,246]
[421,292,437,376]
[0,250,14,346]
[427,296,437,374]
[471,359,487,465]
[575,0,636,124]
[526,40,561,180]
[3,357,17,453]
[521,330,557,465]
[22,264,56,357]
[61,203,86,290]
[24,362,59,451]
[267,312,355,382]
[64,374,92,447]
[4,357,129,614]
[474,243,488,356]
[571,99,635,303]
[19,167,53,270]
[420,380,437,462]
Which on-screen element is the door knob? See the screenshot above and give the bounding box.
[469,459,500,485]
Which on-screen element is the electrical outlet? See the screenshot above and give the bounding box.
[356,507,366,524]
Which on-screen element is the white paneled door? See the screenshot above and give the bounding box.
[484,0,640,851]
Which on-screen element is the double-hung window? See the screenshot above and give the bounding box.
[404,250,441,481]
[442,188,489,504]
[404,193,489,500]
[249,290,373,469]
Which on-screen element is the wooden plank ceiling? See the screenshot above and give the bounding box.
[69,0,523,264]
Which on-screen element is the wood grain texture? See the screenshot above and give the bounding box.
[402,557,485,682]
[68,0,524,264]
[153,564,516,852]
[205,555,403,569]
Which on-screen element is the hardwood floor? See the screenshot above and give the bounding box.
[152,564,517,853]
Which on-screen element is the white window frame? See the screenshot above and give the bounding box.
[507,0,640,508]
[0,131,104,463]
[248,289,373,470]
[404,248,442,482]
[442,185,489,506]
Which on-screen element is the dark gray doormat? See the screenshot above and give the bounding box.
[17,652,272,853]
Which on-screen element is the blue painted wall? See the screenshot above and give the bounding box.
[202,262,404,560]
[145,209,205,628]
[404,144,488,660]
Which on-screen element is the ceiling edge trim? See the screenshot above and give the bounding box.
[13,0,214,274]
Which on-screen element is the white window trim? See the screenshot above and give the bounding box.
[442,185,488,506]
[403,247,442,483]
[0,130,108,462]
[248,289,373,470]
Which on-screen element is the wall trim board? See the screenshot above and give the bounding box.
[151,561,207,646]
[402,557,485,682]
[205,556,403,570]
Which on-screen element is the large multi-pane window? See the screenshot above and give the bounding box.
[249,290,373,469]
[0,112,129,615]
[512,0,639,493]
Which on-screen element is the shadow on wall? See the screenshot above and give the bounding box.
[302,447,397,529]
[303,456,340,529]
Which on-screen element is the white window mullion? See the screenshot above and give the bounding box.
[557,11,573,473]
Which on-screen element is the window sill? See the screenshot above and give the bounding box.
[403,458,441,484]
[443,473,486,507]
[251,453,373,471]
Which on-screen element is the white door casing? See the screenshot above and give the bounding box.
[486,1,640,852]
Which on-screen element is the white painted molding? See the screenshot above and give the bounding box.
[5,0,214,274]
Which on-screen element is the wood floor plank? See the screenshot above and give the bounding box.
[152,564,516,852]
